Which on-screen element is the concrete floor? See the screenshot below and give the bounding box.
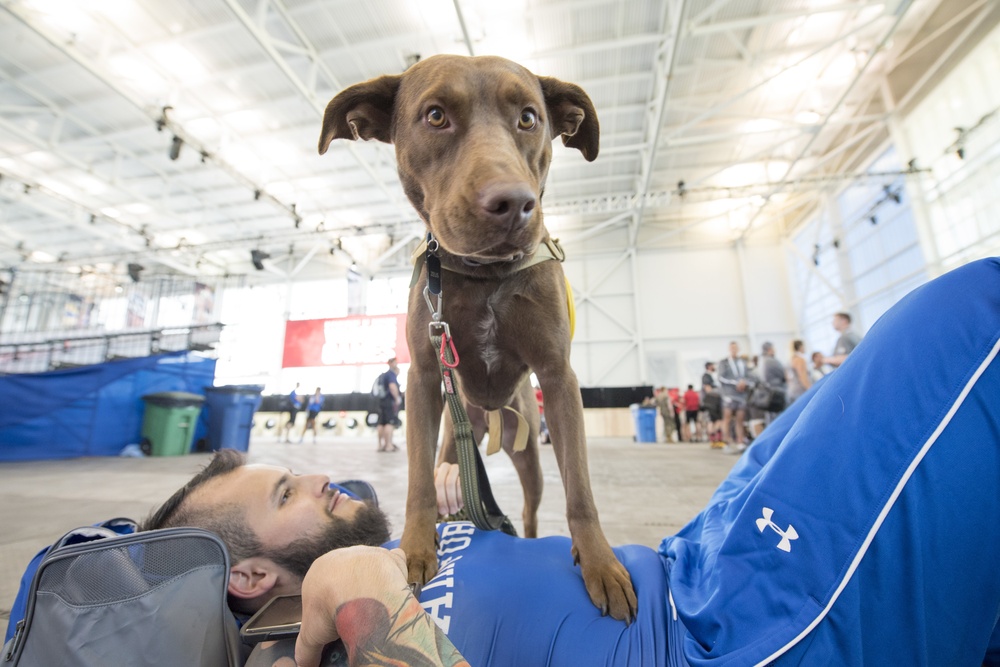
[0,432,738,628]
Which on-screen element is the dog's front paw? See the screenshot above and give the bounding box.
[572,543,638,623]
[400,529,440,589]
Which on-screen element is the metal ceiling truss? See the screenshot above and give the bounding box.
[738,0,915,240]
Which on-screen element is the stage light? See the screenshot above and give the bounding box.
[169,135,183,160]
[127,263,144,283]
[156,106,172,132]
[250,249,270,271]
[869,215,877,225]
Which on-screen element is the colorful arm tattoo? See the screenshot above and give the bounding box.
[335,591,470,667]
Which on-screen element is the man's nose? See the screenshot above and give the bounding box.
[299,473,331,496]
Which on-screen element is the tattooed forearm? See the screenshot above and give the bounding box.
[336,591,469,667]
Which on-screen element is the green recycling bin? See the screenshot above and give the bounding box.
[140,391,205,456]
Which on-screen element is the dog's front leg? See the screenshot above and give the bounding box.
[399,356,446,588]
[539,364,638,622]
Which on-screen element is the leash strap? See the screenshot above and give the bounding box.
[425,233,442,296]
[423,233,516,536]
[430,329,517,536]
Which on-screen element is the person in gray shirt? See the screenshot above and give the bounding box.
[825,312,863,368]
[749,342,787,438]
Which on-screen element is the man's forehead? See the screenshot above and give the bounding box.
[194,463,286,503]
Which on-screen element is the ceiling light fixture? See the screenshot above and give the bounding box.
[169,135,183,160]
[127,263,144,283]
[250,249,270,271]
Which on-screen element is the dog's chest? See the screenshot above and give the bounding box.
[455,282,520,375]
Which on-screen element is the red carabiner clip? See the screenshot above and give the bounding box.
[440,332,460,368]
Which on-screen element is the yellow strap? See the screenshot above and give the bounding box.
[487,410,502,455]
[486,406,530,455]
[564,274,575,341]
[509,407,528,453]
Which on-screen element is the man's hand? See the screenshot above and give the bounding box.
[295,547,409,666]
[736,380,747,392]
[294,546,470,667]
[435,462,463,516]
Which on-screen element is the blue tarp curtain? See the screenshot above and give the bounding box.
[0,352,216,461]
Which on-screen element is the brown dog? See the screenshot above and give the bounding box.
[319,54,636,621]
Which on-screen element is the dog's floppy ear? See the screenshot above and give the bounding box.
[318,74,402,154]
[538,76,600,162]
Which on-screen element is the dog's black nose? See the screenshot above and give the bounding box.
[479,183,536,230]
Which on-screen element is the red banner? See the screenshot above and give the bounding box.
[282,314,409,368]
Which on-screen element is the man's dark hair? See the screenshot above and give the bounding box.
[142,449,264,564]
[835,312,852,324]
[705,361,714,370]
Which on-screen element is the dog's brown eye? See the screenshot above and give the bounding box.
[426,107,447,128]
[518,109,537,130]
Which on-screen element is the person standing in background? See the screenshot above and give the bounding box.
[786,340,812,405]
[683,384,701,441]
[811,351,828,383]
[701,362,717,392]
[535,385,550,445]
[718,342,752,453]
[824,312,863,368]
[376,358,402,452]
[281,382,301,443]
[653,387,675,443]
[300,387,324,444]
[748,342,786,439]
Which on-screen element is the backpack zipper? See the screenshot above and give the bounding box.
[4,620,24,661]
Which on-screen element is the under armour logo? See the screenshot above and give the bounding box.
[756,507,798,552]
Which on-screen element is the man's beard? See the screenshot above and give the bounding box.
[262,501,392,579]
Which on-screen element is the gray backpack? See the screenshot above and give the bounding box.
[2,525,246,666]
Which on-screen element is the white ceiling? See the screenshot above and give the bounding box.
[0,0,993,284]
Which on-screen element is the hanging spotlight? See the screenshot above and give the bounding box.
[956,147,965,160]
[169,135,184,161]
[883,186,901,204]
[677,180,687,197]
[127,263,144,283]
[869,215,878,225]
[156,106,172,132]
[250,249,270,271]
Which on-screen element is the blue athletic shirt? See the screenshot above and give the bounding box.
[390,523,669,666]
